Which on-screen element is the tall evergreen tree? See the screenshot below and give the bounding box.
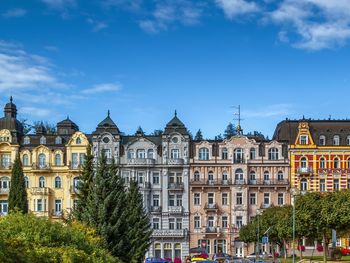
[126,180,153,263]
[74,144,94,221]
[194,129,203,140]
[223,122,237,139]
[8,155,28,213]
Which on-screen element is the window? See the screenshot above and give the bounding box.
[194,193,200,205]
[347,135,350,145]
[152,194,160,207]
[222,216,228,228]
[235,168,244,184]
[263,171,270,183]
[348,179,350,189]
[169,218,175,230]
[194,216,200,229]
[79,153,86,165]
[300,157,307,168]
[250,148,256,160]
[102,149,111,159]
[171,149,180,159]
[137,149,146,159]
[199,148,209,160]
[1,154,11,168]
[72,153,78,168]
[176,218,182,229]
[198,240,211,254]
[320,157,326,168]
[222,193,228,206]
[0,177,10,191]
[24,136,30,145]
[39,176,45,188]
[333,135,340,146]
[320,179,326,192]
[334,158,340,169]
[38,153,46,168]
[268,148,279,160]
[222,148,228,160]
[76,137,81,144]
[174,243,181,259]
[154,243,161,259]
[55,200,62,214]
[24,176,29,188]
[249,171,256,184]
[300,178,307,191]
[148,149,154,159]
[127,149,135,159]
[164,243,172,259]
[334,179,340,191]
[152,172,160,184]
[73,177,80,192]
[249,193,256,205]
[214,240,227,254]
[233,148,244,163]
[194,171,200,181]
[236,192,243,205]
[22,154,29,166]
[277,171,284,181]
[55,154,61,166]
[278,193,284,205]
[55,136,62,144]
[137,172,144,184]
[40,136,46,145]
[319,135,326,145]
[153,218,160,230]
[176,194,182,206]
[300,135,308,145]
[236,216,243,229]
[54,176,61,188]
[207,216,214,227]
[208,171,214,182]
[37,199,43,212]
[222,172,228,183]
[348,158,350,169]
[263,193,270,206]
[208,193,214,205]
[169,194,175,206]
[0,201,8,215]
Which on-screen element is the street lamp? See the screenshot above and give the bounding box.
[290,188,300,263]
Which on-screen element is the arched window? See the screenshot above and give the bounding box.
[300,157,307,168]
[55,136,62,144]
[319,135,326,146]
[148,149,154,159]
[249,171,256,184]
[40,136,46,145]
[263,171,270,183]
[235,168,244,184]
[39,176,45,188]
[300,178,308,191]
[221,148,228,160]
[268,148,279,160]
[194,171,200,181]
[199,147,209,160]
[23,136,30,145]
[38,153,46,168]
[127,149,134,159]
[24,176,29,188]
[55,176,61,188]
[22,154,29,166]
[333,135,340,146]
[334,157,340,169]
[154,243,161,259]
[250,148,256,160]
[0,176,10,190]
[320,157,326,168]
[233,148,244,163]
[76,137,81,144]
[277,171,284,181]
[55,154,61,166]
[137,149,146,159]
[171,149,179,159]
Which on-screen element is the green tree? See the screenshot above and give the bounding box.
[8,155,27,214]
[74,145,94,222]
[126,180,153,263]
[223,122,236,139]
[0,212,120,262]
[194,129,203,140]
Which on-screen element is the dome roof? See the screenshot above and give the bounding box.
[163,110,189,135]
[93,110,120,135]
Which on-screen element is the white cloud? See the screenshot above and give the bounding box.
[215,0,260,19]
[86,18,108,32]
[20,107,51,118]
[44,45,59,52]
[2,8,27,18]
[82,83,121,94]
[243,104,293,118]
[41,0,76,9]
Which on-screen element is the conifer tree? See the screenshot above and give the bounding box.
[194,129,203,140]
[75,144,94,221]
[126,180,153,263]
[224,122,237,139]
[8,155,28,213]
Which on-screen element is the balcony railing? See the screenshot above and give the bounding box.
[204,203,218,210]
[221,179,231,185]
[296,167,313,174]
[168,206,183,214]
[32,163,51,170]
[168,182,184,190]
[233,157,245,164]
[31,187,50,195]
[205,227,217,233]
[150,206,162,213]
[127,158,155,165]
[69,162,83,170]
[0,163,12,170]
[0,188,9,194]
[234,179,246,185]
[248,179,289,185]
[51,210,63,218]
[152,229,185,237]
[168,158,184,165]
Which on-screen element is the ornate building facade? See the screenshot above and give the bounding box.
[189,134,290,257]
[0,97,89,218]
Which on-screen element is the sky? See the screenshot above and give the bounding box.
[1,0,350,138]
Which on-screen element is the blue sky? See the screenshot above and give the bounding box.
[1,0,350,138]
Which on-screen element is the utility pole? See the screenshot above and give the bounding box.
[232,105,244,135]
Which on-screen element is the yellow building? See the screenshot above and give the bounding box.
[0,97,89,218]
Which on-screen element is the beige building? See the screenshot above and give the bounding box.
[189,134,290,257]
[0,98,89,218]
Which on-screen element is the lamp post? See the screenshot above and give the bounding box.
[291,188,300,263]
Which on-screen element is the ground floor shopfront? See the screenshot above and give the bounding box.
[147,237,190,261]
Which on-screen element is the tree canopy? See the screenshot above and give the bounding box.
[8,155,27,214]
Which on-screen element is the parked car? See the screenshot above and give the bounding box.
[341,247,350,256]
[246,253,263,259]
[145,257,172,263]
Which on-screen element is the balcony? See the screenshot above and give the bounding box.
[233,157,245,164]
[140,181,151,189]
[150,206,162,213]
[127,158,155,166]
[51,210,63,218]
[234,179,246,185]
[0,188,9,195]
[152,229,185,238]
[248,179,289,186]
[0,163,12,170]
[190,179,206,185]
[30,187,50,195]
[207,180,218,186]
[168,182,184,190]
[296,167,313,174]
[168,158,184,165]
[234,205,247,211]
[168,206,183,214]
[32,163,51,170]
[69,162,82,170]
[204,203,218,210]
[221,179,231,185]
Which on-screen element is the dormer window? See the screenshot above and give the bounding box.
[24,136,30,145]
[76,137,81,144]
[55,136,62,144]
[137,149,146,159]
[171,149,179,159]
[319,135,326,146]
[148,149,154,159]
[40,136,46,145]
[333,135,340,146]
[127,149,135,159]
[300,135,308,145]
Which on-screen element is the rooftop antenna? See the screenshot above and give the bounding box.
[232,105,243,135]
